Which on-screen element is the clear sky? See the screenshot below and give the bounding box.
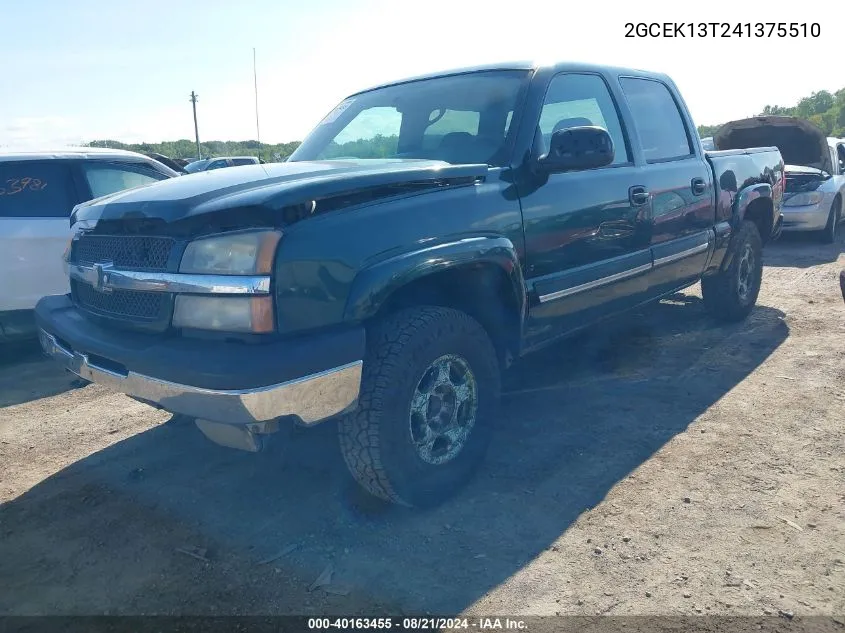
[1,0,838,147]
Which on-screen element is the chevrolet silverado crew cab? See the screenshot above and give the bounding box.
[36,62,784,507]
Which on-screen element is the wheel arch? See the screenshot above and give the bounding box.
[344,236,526,367]
[734,183,774,246]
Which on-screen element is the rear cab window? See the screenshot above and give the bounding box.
[0,160,77,218]
[619,77,694,162]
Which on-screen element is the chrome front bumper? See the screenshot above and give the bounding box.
[38,329,362,427]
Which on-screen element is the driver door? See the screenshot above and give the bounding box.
[520,72,652,348]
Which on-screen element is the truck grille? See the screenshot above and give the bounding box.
[73,235,174,271]
[73,281,165,321]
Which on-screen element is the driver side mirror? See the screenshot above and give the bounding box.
[537,126,614,173]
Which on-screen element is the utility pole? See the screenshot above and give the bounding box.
[190,91,201,160]
[253,48,261,145]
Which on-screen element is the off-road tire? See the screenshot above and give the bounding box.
[820,196,841,244]
[338,306,500,508]
[701,220,763,322]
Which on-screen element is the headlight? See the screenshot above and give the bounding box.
[180,230,281,274]
[784,192,823,207]
[173,295,274,333]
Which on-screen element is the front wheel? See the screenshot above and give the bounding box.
[338,306,500,508]
[701,220,763,322]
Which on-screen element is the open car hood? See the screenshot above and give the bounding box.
[714,116,832,175]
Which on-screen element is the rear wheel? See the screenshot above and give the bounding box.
[701,220,763,322]
[338,306,500,508]
[820,196,841,244]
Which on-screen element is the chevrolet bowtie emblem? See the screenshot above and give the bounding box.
[92,262,114,293]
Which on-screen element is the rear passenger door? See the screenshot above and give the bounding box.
[618,77,714,296]
[0,160,81,312]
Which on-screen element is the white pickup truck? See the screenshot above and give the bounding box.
[0,148,178,341]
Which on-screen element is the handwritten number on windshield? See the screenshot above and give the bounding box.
[0,178,48,196]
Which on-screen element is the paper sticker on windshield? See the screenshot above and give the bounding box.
[319,98,354,125]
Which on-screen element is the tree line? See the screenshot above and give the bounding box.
[697,87,845,139]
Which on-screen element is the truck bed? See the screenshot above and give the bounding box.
[706,146,784,235]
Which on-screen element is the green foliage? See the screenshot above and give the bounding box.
[319,134,399,159]
[698,86,845,141]
[696,124,722,138]
[86,139,301,162]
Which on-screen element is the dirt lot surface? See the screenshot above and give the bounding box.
[1,233,843,622]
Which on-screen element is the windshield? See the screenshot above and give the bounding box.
[184,159,209,173]
[289,70,530,167]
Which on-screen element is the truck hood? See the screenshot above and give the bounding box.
[714,116,832,175]
[71,159,487,232]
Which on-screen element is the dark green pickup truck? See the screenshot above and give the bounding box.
[36,62,784,507]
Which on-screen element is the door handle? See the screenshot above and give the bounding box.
[691,177,707,195]
[629,186,649,206]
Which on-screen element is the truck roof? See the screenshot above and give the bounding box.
[350,61,672,95]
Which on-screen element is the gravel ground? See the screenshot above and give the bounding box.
[0,232,843,623]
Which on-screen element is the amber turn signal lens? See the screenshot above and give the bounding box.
[255,232,282,274]
[249,296,275,333]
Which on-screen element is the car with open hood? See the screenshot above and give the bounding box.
[715,117,845,242]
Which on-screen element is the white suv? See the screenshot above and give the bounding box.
[0,148,178,341]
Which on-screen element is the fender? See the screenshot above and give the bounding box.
[733,183,773,227]
[344,235,526,326]
[711,183,773,274]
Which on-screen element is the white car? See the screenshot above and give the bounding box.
[0,148,178,341]
[714,117,845,242]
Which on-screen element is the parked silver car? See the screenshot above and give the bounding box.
[715,117,845,242]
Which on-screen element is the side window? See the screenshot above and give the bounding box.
[232,158,256,166]
[206,160,228,170]
[619,77,693,162]
[539,73,630,166]
[838,144,845,174]
[318,106,402,159]
[0,161,76,218]
[422,109,480,150]
[82,164,168,199]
